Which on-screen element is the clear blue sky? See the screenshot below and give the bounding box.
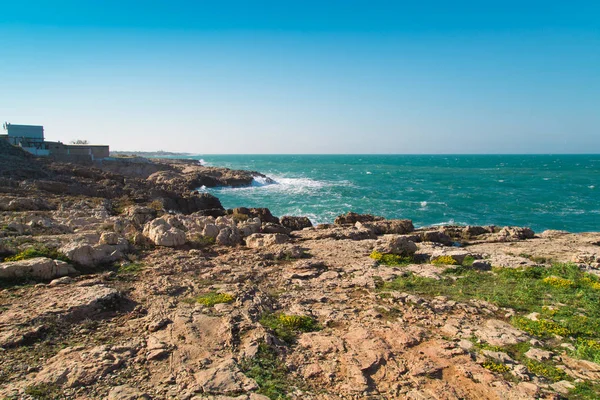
[1,1,599,153]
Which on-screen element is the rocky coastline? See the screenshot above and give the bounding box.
[1,142,600,399]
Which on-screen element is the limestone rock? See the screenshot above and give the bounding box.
[374,235,418,256]
[34,344,139,387]
[419,230,453,245]
[143,218,186,247]
[496,226,535,241]
[60,237,129,266]
[356,219,414,235]
[430,249,471,264]
[202,223,220,239]
[245,233,290,248]
[194,358,258,394]
[107,385,151,400]
[334,212,384,225]
[125,206,157,226]
[280,216,313,231]
[474,319,529,347]
[216,227,242,246]
[261,223,291,235]
[524,348,553,362]
[0,257,77,280]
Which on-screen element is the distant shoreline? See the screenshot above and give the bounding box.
[110,151,193,158]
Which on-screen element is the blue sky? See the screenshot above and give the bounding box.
[1,1,599,153]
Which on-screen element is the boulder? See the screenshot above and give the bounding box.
[231,207,279,224]
[125,206,156,226]
[0,257,77,280]
[356,219,414,235]
[6,197,50,211]
[280,216,313,231]
[216,227,242,246]
[143,218,186,247]
[99,232,120,245]
[61,237,129,266]
[496,226,535,241]
[430,249,471,265]
[237,218,262,237]
[202,223,220,239]
[374,236,418,256]
[194,358,258,394]
[334,212,384,225]
[245,233,290,248]
[418,230,453,245]
[261,223,291,235]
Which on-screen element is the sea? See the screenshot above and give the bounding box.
[175,155,598,233]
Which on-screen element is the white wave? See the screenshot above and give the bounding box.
[420,201,428,208]
[366,171,372,175]
[543,177,551,181]
[198,159,206,166]
[252,176,273,186]
[212,174,345,196]
[589,185,595,189]
[498,180,505,183]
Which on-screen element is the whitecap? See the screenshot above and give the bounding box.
[589,185,595,189]
[498,180,505,183]
[252,176,273,186]
[420,201,428,208]
[366,171,372,175]
[543,178,551,181]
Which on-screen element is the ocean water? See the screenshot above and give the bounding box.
[185,155,598,233]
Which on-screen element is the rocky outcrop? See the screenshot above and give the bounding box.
[374,235,418,256]
[280,216,313,231]
[356,219,414,235]
[245,233,290,248]
[60,235,129,266]
[334,212,384,225]
[143,218,186,247]
[0,257,77,280]
[231,207,279,224]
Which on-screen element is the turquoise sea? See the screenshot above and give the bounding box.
[185,155,598,233]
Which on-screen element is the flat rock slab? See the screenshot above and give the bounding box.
[0,284,120,347]
[0,257,77,280]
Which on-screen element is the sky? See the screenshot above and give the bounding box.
[1,1,599,154]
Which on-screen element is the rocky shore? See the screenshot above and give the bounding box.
[1,143,600,399]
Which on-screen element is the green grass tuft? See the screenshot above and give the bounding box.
[4,247,69,263]
[431,255,458,265]
[186,291,235,307]
[260,313,320,344]
[370,251,414,266]
[240,343,292,399]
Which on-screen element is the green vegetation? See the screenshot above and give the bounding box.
[188,234,216,248]
[572,382,600,400]
[462,255,476,267]
[381,263,600,356]
[522,358,568,382]
[24,383,62,399]
[185,291,235,307]
[240,343,292,399]
[117,262,145,275]
[431,255,458,265]
[260,313,320,344]
[482,360,511,373]
[369,251,414,266]
[573,339,600,364]
[3,246,69,263]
